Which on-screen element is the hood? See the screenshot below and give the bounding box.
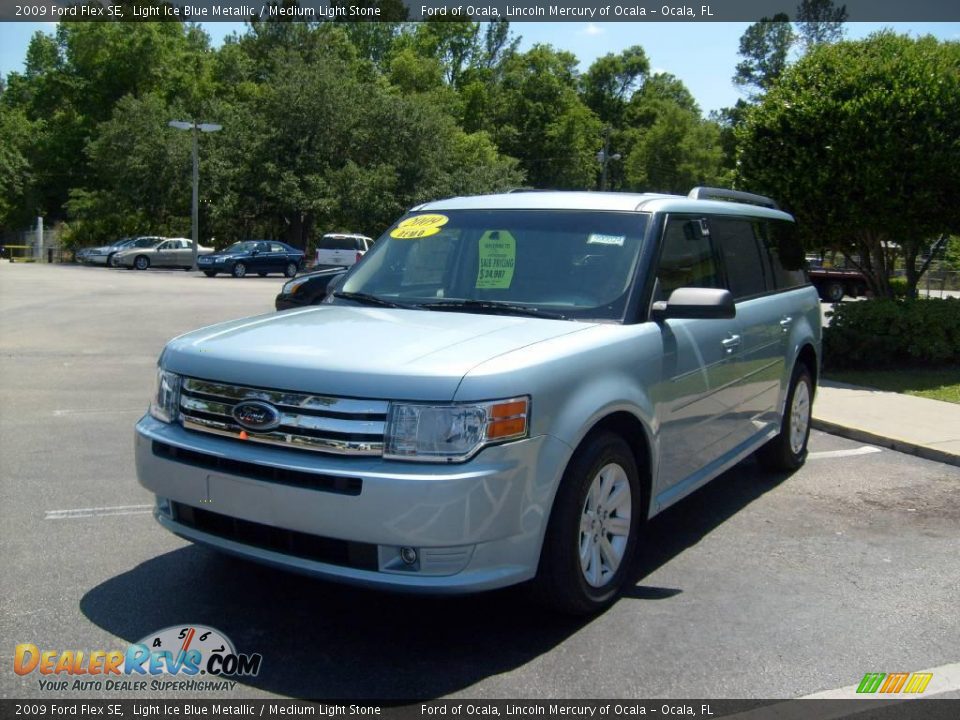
[161,305,596,400]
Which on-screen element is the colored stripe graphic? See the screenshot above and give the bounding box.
[857,673,885,693]
[880,672,909,693]
[903,673,933,693]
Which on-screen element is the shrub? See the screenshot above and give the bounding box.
[823,298,960,369]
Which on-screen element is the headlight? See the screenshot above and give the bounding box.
[149,368,181,423]
[384,397,529,462]
[282,276,309,295]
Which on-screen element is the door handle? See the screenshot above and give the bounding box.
[779,316,793,333]
[721,334,741,353]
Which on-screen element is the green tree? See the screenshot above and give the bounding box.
[0,105,35,229]
[737,32,960,298]
[482,45,601,189]
[795,0,847,49]
[624,104,725,194]
[582,45,649,127]
[733,14,795,99]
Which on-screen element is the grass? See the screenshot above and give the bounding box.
[823,367,960,405]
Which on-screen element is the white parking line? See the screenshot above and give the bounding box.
[44,504,153,520]
[53,409,143,416]
[807,446,883,460]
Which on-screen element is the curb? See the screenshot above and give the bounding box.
[812,418,960,468]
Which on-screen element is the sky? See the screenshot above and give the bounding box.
[1,21,958,115]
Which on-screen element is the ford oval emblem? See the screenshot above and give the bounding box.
[232,400,282,432]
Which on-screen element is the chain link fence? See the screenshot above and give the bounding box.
[0,227,72,263]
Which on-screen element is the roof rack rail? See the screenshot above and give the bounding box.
[688,186,779,209]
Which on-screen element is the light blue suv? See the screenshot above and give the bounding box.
[136,188,820,614]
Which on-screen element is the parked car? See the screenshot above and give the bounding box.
[806,255,869,302]
[315,233,373,267]
[136,187,820,615]
[77,239,128,265]
[78,237,161,266]
[115,238,213,270]
[198,240,304,278]
[275,267,347,311]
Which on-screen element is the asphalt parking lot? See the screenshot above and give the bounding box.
[1,263,958,701]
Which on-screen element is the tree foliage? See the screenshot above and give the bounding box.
[1,20,727,246]
[737,32,960,298]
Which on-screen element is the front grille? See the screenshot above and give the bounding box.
[152,441,362,496]
[171,502,378,570]
[178,377,387,456]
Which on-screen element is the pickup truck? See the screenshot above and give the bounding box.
[806,258,869,302]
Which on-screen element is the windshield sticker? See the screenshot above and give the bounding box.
[587,233,625,247]
[390,214,449,239]
[476,230,516,289]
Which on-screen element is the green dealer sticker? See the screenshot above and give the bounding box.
[476,230,516,289]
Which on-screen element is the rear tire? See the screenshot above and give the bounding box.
[532,431,642,615]
[823,282,844,303]
[232,262,247,278]
[284,262,298,278]
[203,271,217,278]
[757,364,814,472]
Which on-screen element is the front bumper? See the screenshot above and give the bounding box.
[135,415,570,593]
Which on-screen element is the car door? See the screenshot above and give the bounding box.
[270,243,291,272]
[155,240,176,267]
[651,215,747,497]
[708,216,784,447]
[174,240,193,267]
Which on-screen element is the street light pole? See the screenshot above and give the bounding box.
[596,126,621,192]
[169,119,222,270]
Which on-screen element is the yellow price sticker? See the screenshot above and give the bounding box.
[390,214,449,239]
[476,230,516,289]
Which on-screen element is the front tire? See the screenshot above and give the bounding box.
[231,262,247,278]
[533,432,642,615]
[757,364,814,472]
[134,255,150,271]
[107,254,118,268]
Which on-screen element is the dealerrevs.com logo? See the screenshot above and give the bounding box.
[14,625,262,692]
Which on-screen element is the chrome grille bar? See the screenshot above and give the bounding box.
[179,378,386,456]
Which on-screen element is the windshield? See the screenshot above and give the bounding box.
[338,210,648,321]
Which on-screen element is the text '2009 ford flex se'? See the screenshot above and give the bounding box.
[136,187,821,614]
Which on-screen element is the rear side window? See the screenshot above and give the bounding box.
[655,216,721,300]
[320,237,356,250]
[270,243,287,253]
[710,217,769,300]
[759,220,807,289]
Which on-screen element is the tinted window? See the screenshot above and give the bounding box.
[320,237,357,251]
[759,220,807,289]
[711,217,769,300]
[655,216,720,300]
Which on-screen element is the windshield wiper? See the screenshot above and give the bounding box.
[417,299,567,320]
[332,291,413,309]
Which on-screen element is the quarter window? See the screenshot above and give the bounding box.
[759,220,807,289]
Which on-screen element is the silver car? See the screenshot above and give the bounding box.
[115,237,213,270]
[136,188,820,614]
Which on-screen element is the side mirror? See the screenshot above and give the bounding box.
[651,287,736,321]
